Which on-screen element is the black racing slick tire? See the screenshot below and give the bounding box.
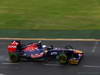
[58,53,67,64]
[9,54,20,63]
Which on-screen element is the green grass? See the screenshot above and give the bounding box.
[0,0,100,30]
[0,30,100,38]
[0,0,100,38]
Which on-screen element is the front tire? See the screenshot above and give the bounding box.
[58,53,67,64]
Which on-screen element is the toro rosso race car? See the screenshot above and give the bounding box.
[8,41,84,64]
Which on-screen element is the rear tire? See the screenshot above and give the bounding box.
[9,54,20,63]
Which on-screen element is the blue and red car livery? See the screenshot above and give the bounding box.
[8,41,84,64]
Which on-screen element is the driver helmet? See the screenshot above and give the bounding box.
[42,45,47,48]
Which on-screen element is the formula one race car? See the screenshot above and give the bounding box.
[8,41,84,64]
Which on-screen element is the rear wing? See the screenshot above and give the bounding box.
[8,41,20,53]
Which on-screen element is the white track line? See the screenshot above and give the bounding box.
[83,65,100,68]
[92,41,98,53]
[1,62,19,65]
[44,64,61,66]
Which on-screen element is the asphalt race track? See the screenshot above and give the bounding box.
[0,40,100,75]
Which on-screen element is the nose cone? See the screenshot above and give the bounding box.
[74,50,83,54]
